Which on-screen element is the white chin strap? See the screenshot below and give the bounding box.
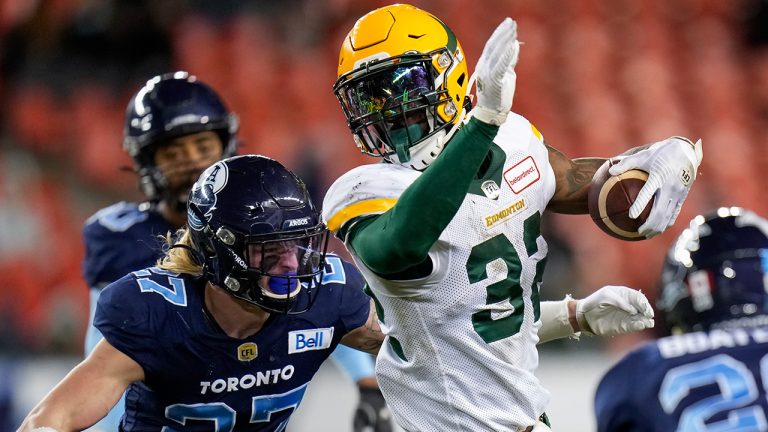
[385,130,446,171]
[386,71,478,172]
[462,70,478,122]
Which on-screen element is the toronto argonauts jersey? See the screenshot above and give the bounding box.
[94,255,370,432]
[595,327,768,432]
[323,113,557,431]
[83,201,175,289]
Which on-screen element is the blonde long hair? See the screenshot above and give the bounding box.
[157,227,204,276]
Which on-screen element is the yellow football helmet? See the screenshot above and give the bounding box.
[334,4,470,170]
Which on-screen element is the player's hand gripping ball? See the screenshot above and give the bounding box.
[588,159,654,241]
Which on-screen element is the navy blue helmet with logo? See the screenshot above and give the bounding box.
[657,207,768,334]
[123,71,239,201]
[187,155,328,314]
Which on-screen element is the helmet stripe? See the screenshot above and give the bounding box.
[436,19,457,53]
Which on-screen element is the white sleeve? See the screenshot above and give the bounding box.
[537,296,579,344]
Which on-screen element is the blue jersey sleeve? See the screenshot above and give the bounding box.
[93,272,176,377]
[325,257,375,381]
[334,257,371,334]
[82,202,173,289]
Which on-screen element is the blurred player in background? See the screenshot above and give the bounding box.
[81,70,235,431]
[20,155,386,432]
[323,4,703,431]
[595,207,768,432]
[82,72,390,431]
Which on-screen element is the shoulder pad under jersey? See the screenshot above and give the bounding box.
[322,163,419,236]
[499,112,545,147]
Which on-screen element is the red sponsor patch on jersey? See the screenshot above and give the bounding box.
[503,156,540,194]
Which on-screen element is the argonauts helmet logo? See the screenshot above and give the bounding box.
[188,162,228,231]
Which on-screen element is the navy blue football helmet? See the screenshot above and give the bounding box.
[123,71,238,201]
[187,155,328,314]
[657,207,768,334]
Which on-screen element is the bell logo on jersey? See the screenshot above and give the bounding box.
[504,156,540,194]
[288,328,334,354]
[237,342,258,361]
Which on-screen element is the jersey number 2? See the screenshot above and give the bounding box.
[660,353,768,432]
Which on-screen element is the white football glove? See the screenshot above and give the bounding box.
[609,136,703,238]
[576,285,655,336]
[471,18,520,126]
[537,286,654,343]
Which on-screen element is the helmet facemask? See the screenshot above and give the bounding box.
[238,230,329,313]
[335,50,461,170]
[193,221,330,314]
[132,124,236,212]
[135,150,197,214]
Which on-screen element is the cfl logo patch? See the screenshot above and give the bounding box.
[238,342,258,361]
[288,328,333,354]
[480,180,500,200]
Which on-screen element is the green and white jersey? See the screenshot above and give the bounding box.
[323,113,556,431]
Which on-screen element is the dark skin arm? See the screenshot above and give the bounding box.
[546,145,604,214]
[546,143,652,214]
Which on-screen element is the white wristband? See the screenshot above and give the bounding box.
[32,428,60,432]
[538,296,580,344]
[469,106,509,126]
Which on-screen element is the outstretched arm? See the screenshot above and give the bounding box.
[17,339,144,432]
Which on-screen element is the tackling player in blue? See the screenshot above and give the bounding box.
[594,207,768,432]
[82,72,389,431]
[20,155,386,432]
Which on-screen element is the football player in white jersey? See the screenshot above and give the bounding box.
[323,5,703,432]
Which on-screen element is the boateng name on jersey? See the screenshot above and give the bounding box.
[659,327,768,359]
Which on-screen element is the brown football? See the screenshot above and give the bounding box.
[587,159,653,241]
